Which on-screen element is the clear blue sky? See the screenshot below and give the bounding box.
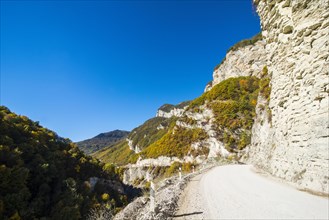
[1,0,260,142]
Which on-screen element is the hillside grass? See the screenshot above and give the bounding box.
[93,117,178,165]
[140,127,208,159]
[189,76,260,151]
[94,73,270,164]
[92,140,135,166]
[127,117,177,151]
[158,101,190,112]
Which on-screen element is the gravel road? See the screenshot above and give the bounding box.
[174,165,328,219]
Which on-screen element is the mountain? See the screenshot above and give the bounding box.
[93,117,176,166]
[95,0,329,195]
[95,76,261,165]
[76,130,129,155]
[0,106,139,220]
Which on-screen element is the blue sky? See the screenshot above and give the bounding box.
[0,0,260,142]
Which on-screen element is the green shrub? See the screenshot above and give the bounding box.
[190,145,209,158]
[140,127,208,159]
[179,115,198,126]
[189,76,259,110]
[164,162,181,177]
[214,57,226,71]
[133,177,144,186]
[227,33,263,53]
[127,117,176,151]
[259,66,271,101]
[159,101,190,112]
[238,131,251,150]
[93,140,135,166]
[189,76,260,151]
[151,166,167,178]
[259,66,272,124]
[144,181,151,191]
[212,33,263,71]
[182,162,196,173]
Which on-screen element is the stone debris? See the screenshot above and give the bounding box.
[114,162,226,220]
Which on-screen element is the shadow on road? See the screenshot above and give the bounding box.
[171,211,203,218]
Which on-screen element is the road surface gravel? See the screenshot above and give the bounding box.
[174,165,328,219]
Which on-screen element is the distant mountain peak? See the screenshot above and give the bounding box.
[77,130,129,154]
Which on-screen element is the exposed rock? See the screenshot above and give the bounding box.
[122,155,210,185]
[156,102,190,118]
[156,108,185,118]
[127,138,141,153]
[229,0,329,195]
[179,106,230,158]
[204,0,329,195]
[135,156,181,167]
[115,175,189,220]
[206,40,267,92]
[115,161,234,220]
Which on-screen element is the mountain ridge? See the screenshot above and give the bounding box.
[76,129,129,155]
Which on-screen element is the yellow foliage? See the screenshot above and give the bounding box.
[141,127,208,159]
[101,193,110,201]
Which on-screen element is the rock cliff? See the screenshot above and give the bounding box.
[156,102,190,118]
[94,0,328,195]
[208,0,329,194]
[206,39,267,92]
[248,0,329,195]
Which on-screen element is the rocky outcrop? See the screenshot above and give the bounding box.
[123,156,206,185]
[156,108,185,118]
[127,138,141,153]
[204,0,329,195]
[115,175,191,220]
[99,2,328,196]
[156,102,190,118]
[177,106,230,158]
[205,40,267,92]
[246,0,329,195]
[231,0,329,195]
[115,161,234,220]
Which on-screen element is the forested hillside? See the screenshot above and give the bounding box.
[77,130,129,155]
[0,106,138,220]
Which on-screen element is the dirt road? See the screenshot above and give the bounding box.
[174,165,328,219]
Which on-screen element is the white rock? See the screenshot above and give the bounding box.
[242,0,329,194]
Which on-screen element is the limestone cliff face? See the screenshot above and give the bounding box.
[206,0,329,194]
[156,103,189,118]
[205,40,267,92]
[156,108,185,118]
[245,0,329,194]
